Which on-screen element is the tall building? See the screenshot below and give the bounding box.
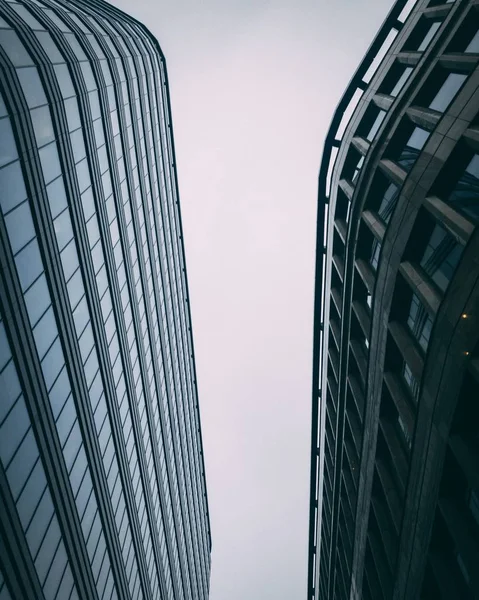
[0,2,211,600]
[307,0,479,598]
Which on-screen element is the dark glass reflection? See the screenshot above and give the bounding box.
[420,223,463,292]
[449,154,479,221]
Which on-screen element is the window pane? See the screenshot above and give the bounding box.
[46,175,67,219]
[420,223,463,292]
[60,239,80,282]
[429,73,468,113]
[54,209,74,251]
[0,321,10,372]
[41,337,64,390]
[80,63,97,91]
[465,30,479,53]
[397,127,430,170]
[24,274,50,327]
[39,142,61,184]
[11,5,44,30]
[5,201,36,254]
[0,92,7,117]
[14,238,43,292]
[417,21,441,52]
[30,105,55,148]
[0,30,33,67]
[16,67,47,109]
[0,396,30,467]
[370,239,381,270]
[70,129,86,163]
[366,110,386,142]
[0,118,18,168]
[448,154,479,221]
[378,183,399,223]
[64,96,81,133]
[34,31,64,64]
[42,9,71,33]
[390,67,413,97]
[54,64,75,99]
[407,294,433,352]
[33,307,57,360]
[64,33,88,62]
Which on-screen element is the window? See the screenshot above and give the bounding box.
[80,62,97,91]
[34,31,64,64]
[64,33,88,62]
[14,238,43,292]
[448,154,479,222]
[402,361,419,401]
[42,9,71,33]
[366,110,386,142]
[352,156,364,184]
[407,294,433,352]
[390,67,413,97]
[418,21,441,52]
[377,183,399,224]
[429,73,468,113]
[420,223,463,292]
[465,29,479,53]
[0,29,33,66]
[16,67,47,109]
[468,489,479,528]
[4,200,36,254]
[64,97,81,132]
[39,142,61,185]
[364,238,380,275]
[397,127,430,171]
[11,4,44,30]
[54,64,75,99]
[30,105,55,148]
[0,118,18,168]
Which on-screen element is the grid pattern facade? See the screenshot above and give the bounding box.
[307,0,479,599]
[0,1,211,600]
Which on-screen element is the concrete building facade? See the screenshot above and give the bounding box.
[307,0,479,598]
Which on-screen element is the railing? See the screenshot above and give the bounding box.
[307,1,413,597]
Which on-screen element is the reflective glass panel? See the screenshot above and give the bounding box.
[465,30,479,53]
[370,239,381,270]
[420,223,463,292]
[0,118,18,168]
[34,31,64,64]
[0,30,33,66]
[407,294,433,352]
[390,67,413,97]
[417,21,441,51]
[377,183,399,224]
[30,105,55,148]
[448,154,479,221]
[429,73,467,113]
[397,127,430,170]
[366,110,386,142]
[16,67,47,109]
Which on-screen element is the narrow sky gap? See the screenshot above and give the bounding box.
[109,1,395,597]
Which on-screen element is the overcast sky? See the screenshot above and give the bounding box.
[109,1,394,597]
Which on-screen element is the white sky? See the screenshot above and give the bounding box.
[109,1,394,597]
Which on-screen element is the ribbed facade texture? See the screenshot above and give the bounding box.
[0,2,211,600]
[308,0,479,599]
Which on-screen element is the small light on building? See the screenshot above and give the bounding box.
[464,351,470,356]
[462,313,468,319]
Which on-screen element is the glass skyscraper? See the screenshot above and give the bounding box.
[307,0,479,598]
[0,2,211,600]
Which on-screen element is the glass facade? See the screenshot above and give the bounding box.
[0,2,211,600]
